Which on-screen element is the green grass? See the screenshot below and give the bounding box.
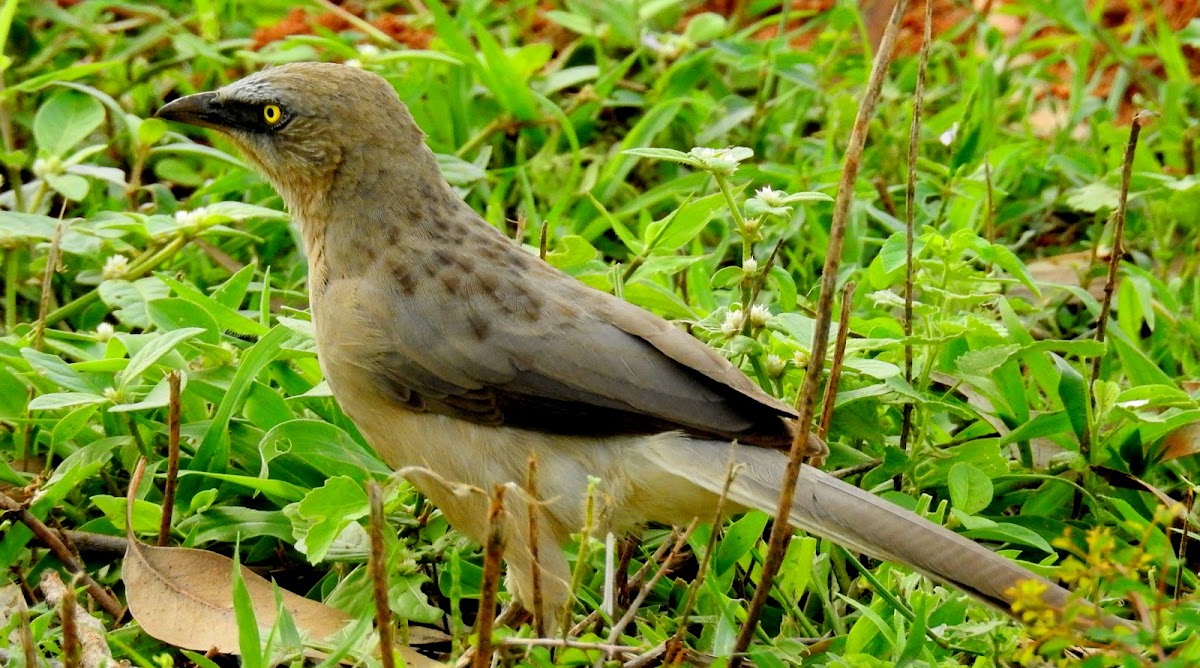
[2,0,1200,666]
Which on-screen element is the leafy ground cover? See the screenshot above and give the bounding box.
[1,0,1200,666]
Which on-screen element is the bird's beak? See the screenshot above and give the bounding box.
[155,92,227,131]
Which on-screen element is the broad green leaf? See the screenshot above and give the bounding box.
[99,277,171,328]
[28,392,108,410]
[92,495,162,534]
[291,476,369,564]
[33,90,105,156]
[117,327,203,388]
[947,462,993,515]
[259,419,388,487]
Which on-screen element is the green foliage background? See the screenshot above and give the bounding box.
[2,0,1200,665]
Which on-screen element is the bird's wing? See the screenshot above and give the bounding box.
[347,240,797,447]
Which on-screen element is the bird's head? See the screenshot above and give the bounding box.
[157,62,428,211]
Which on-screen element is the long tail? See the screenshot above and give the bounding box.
[647,440,1123,627]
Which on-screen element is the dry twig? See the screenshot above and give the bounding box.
[0,492,122,619]
[474,486,507,668]
[158,371,182,546]
[369,482,395,668]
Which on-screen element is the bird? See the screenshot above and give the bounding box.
[156,62,1113,634]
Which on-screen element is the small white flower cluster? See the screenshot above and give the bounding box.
[749,304,772,327]
[101,254,129,280]
[720,309,743,337]
[745,186,829,218]
[641,32,689,60]
[719,305,772,338]
[173,206,209,228]
[688,146,753,177]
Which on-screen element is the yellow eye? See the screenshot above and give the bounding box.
[263,104,282,125]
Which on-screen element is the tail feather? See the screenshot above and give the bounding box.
[646,440,1119,626]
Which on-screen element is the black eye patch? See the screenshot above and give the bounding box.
[223,101,290,133]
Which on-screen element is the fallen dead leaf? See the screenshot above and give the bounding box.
[121,542,446,665]
[121,462,445,666]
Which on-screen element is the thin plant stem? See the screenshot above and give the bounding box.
[819,282,855,440]
[899,0,933,467]
[1088,112,1150,460]
[731,0,910,660]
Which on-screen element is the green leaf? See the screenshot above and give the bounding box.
[117,327,203,388]
[231,545,265,668]
[292,476,369,564]
[33,90,105,157]
[1053,354,1089,446]
[179,471,307,503]
[211,263,257,309]
[259,419,388,487]
[137,117,168,146]
[159,275,269,336]
[621,147,695,164]
[999,411,1073,446]
[92,495,162,534]
[545,235,597,271]
[959,517,1054,554]
[390,572,443,625]
[714,510,767,576]
[646,191,726,252]
[0,440,115,568]
[182,326,293,503]
[947,462,993,515]
[99,277,171,329]
[44,172,90,200]
[21,348,104,393]
[28,392,108,410]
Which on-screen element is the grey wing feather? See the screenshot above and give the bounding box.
[352,246,795,446]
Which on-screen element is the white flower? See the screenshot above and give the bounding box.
[641,32,684,59]
[765,353,785,377]
[357,44,380,57]
[345,59,363,69]
[720,309,743,337]
[101,254,129,280]
[939,122,958,146]
[749,304,772,327]
[173,207,208,227]
[688,146,753,176]
[742,258,758,275]
[32,156,61,178]
[95,322,115,342]
[754,186,788,207]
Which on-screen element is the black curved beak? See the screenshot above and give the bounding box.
[156,92,226,131]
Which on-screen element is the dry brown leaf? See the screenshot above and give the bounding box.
[122,537,445,666]
[1162,422,1200,462]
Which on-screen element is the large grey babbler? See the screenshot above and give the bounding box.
[157,62,1109,632]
